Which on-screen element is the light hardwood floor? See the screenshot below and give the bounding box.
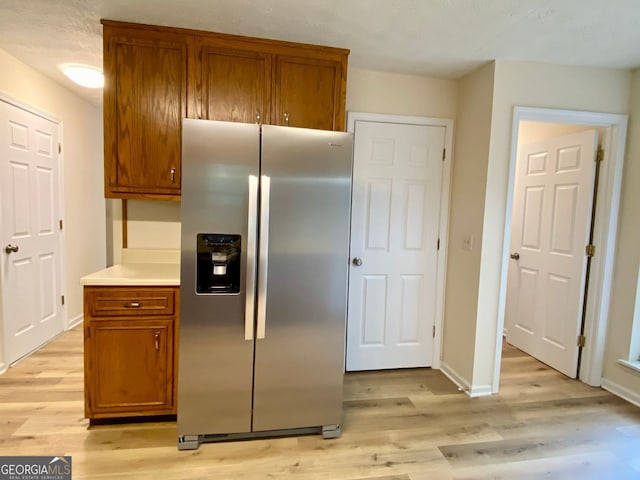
[1,325,640,479]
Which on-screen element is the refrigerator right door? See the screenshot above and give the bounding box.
[252,125,353,432]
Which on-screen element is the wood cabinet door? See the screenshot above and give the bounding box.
[104,31,186,198]
[87,319,174,415]
[191,43,271,124]
[273,55,345,131]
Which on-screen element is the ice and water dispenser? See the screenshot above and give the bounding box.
[196,234,241,294]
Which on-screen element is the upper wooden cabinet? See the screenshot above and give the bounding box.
[103,25,187,199]
[102,20,349,200]
[274,55,343,130]
[190,42,271,124]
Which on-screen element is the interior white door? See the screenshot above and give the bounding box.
[0,100,63,365]
[506,129,597,377]
[346,120,445,371]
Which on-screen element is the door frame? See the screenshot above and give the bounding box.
[347,111,454,369]
[495,106,628,390]
[0,92,66,374]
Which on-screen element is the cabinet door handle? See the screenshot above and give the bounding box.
[283,112,289,126]
[170,167,176,184]
[127,301,141,308]
[154,331,160,351]
[256,111,261,124]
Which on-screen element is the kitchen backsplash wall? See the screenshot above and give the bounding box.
[108,199,180,265]
[127,200,181,249]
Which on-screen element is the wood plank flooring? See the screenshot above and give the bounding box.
[1,325,640,479]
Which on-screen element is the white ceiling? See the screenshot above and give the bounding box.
[1,0,639,106]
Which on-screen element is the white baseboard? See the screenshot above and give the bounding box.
[469,384,493,397]
[601,378,640,408]
[440,360,494,398]
[440,360,472,395]
[67,314,83,330]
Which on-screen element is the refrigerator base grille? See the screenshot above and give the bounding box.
[177,424,342,450]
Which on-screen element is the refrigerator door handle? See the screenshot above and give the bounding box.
[257,175,271,339]
[245,175,259,341]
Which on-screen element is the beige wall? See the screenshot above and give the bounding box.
[116,68,460,257]
[473,61,632,390]
[0,48,105,370]
[346,67,458,118]
[602,68,640,393]
[441,62,495,387]
[127,200,181,249]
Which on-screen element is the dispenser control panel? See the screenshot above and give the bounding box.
[196,234,241,294]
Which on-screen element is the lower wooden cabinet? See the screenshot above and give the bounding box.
[83,286,179,420]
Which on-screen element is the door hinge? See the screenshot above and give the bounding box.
[61,295,65,305]
[58,143,61,155]
[585,244,596,257]
[577,334,586,348]
[437,238,440,250]
[433,325,436,338]
[596,146,604,163]
[59,219,63,230]
[442,148,446,161]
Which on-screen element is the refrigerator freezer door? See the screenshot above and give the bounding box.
[252,125,353,432]
[178,119,260,436]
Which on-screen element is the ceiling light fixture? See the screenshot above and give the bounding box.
[60,64,104,88]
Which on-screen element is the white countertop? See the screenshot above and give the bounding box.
[80,249,180,286]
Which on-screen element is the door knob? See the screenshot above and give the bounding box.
[510,252,520,260]
[4,244,19,254]
[352,257,363,266]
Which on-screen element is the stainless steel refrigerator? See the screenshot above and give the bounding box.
[177,119,353,450]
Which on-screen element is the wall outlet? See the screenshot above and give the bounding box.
[462,234,474,251]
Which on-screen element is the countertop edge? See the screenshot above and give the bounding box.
[80,263,181,287]
[81,279,180,287]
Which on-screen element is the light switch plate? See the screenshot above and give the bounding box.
[463,234,474,251]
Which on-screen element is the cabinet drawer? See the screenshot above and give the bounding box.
[87,288,175,317]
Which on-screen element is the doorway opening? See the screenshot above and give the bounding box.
[495,107,628,392]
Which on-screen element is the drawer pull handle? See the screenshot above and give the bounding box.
[154,331,160,351]
[127,302,141,308]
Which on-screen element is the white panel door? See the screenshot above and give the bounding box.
[347,120,445,371]
[506,130,597,377]
[0,100,63,365]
